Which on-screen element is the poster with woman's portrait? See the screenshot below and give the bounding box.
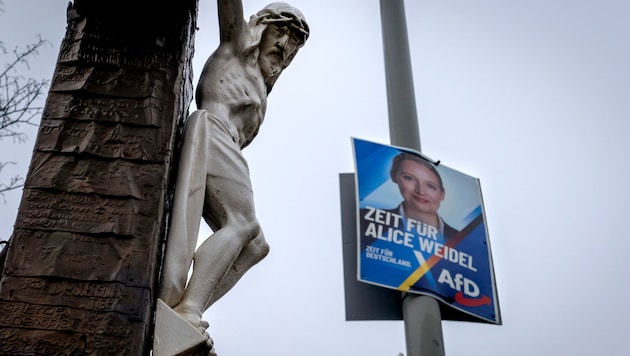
[352,138,501,324]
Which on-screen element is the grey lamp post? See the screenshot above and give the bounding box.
[379,1,445,355]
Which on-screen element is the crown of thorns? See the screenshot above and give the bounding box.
[256,8,310,42]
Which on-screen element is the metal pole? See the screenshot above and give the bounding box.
[402,294,445,356]
[379,0,421,151]
[379,1,445,355]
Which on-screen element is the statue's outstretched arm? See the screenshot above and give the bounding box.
[217,0,245,44]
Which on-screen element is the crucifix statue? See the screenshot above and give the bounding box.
[157,0,309,346]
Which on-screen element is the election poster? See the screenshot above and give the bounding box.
[352,138,501,324]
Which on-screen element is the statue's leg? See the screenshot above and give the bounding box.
[203,232,269,310]
[173,175,262,327]
[159,110,210,307]
[171,112,267,327]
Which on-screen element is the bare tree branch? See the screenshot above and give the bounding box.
[0,33,50,198]
[0,161,24,200]
[0,37,49,139]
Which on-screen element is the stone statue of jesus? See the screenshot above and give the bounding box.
[159,0,309,331]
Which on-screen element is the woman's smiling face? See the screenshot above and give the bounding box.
[395,159,445,218]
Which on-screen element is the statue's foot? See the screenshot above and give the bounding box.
[174,308,216,354]
[173,306,204,328]
[154,299,216,355]
[195,322,216,356]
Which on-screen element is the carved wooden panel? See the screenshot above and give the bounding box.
[0,0,197,354]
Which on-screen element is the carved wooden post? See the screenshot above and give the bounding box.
[0,1,197,354]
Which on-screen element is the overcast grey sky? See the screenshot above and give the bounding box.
[2,0,630,355]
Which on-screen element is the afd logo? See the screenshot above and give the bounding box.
[437,269,490,307]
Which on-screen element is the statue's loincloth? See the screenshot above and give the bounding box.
[185,109,252,192]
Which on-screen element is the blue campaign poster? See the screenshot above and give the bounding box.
[352,138,501,324]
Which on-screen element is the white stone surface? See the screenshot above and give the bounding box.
[153,298,214,356]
